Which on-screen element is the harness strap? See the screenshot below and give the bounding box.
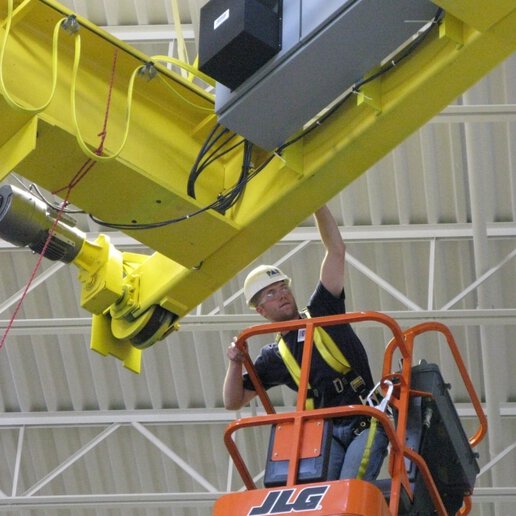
[300,309,352,374]
[277,337,315,410]
[276,309,365,409]
[356,417,378,480]
[276,310,380,479]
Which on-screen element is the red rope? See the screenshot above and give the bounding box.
[95,48,118,157]
[0,192,71,351]
[53,48,119,195]
[0,49,119,351]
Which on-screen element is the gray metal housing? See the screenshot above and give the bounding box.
[216,0,439,150]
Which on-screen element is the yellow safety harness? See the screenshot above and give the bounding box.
[276,309,378,479]
[276,309,364,409]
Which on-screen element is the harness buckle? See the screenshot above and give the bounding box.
[350,375,366,393]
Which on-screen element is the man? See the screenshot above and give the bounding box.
[223,205,388,481]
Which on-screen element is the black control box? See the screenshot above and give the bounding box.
[199,0,281,90]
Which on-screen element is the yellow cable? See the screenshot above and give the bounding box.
[0,0,65,113]
[188,56,200,83]
[157,74,214,112]
[0,1,212,156]
[169,0,189,71]
[70,33,139,162]
[150,54,215,88]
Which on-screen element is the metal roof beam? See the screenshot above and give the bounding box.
[1,404,515,427]
[132,421,219,493]
[0,488,514,511]
[102,24,195,42]
[1,222,515,252]
[478,441,516,478]
[0,492,220,510]
[433,104,516,123]
[22,424,121,496]
[3,308,516,336]
[0,262,65,315]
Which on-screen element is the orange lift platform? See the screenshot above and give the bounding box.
[213,312,487,516]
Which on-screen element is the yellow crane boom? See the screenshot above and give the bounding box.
[0,0,515,371]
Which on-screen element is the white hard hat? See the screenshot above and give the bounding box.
[244,265,291,307]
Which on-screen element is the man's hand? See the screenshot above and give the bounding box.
[223,338,255,410]
[227,337,248,364]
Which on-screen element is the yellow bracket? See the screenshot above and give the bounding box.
[356,67,383,113]
[75,237,182,372]
[74,234,124,315]
[439,13,464,48]
[91,312,142,373]
[277,138,304,178]
[432,0,515,34]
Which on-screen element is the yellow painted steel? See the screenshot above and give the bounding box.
[91,312,142,373]
[1,0,515,370]
[73,234,124,314]
[0,0,232,271]
[0,116,37,179]
[432,0,516,33]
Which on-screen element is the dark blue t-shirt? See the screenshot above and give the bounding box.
[242,282,375,408]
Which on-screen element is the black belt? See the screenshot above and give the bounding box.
[353,416,371,435]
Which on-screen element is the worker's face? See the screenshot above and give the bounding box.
[255,281,298,322]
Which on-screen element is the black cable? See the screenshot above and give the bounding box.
[191,134,244,182]
[89,140,260,230]
[12,176,85,214]
[187,123,230,198]
[186,122,223,198]
[30,184,86,214]
[214,139,253,214]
